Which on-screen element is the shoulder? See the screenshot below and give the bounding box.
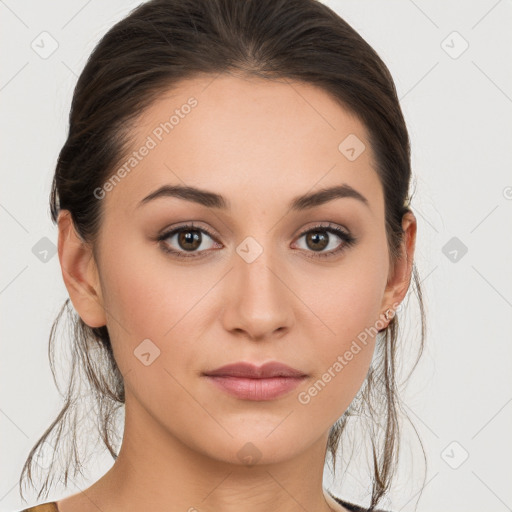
[17,502,59,512]
[332,494,394,512]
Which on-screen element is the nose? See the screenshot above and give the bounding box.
[220,242,294,341]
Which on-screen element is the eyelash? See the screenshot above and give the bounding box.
[156,222,357,260]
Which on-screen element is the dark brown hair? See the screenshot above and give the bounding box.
[19,0,427,509]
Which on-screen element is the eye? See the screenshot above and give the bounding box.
[157,222,222,259]
[156,221,357,260]
[293,223,357,259]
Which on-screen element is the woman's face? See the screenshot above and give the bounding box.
[61,74,414,466]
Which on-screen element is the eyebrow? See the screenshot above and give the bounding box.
[137,183,369,211]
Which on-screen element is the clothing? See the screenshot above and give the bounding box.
[332,494,392,512]
[19,504,58,512]
[19,496,393,512]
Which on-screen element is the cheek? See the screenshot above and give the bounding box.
[295,297,379,429]
[97,245,208,427]
[300,249,387,343]
[294,252,388,422]
[97,238,202,372]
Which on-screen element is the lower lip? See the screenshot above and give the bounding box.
[204,375,307,401]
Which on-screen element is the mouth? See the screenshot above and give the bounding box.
[202,361,308,401]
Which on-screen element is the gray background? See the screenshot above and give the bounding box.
[1,1,511,511]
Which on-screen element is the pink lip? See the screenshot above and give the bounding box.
[204,375,306,400]
[202,361,308,401]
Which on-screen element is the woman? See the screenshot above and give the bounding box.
[17,0,426,511]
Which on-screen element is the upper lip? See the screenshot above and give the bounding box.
[203,361,307,379]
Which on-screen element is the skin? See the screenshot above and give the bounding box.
[56,73,416,512]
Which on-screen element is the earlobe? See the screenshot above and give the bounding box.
[57,210,107,328]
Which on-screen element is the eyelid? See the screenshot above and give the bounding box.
[158,221,220,242]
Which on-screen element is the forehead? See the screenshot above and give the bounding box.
[104,73,383,217]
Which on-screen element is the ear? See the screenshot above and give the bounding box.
[379,211,417,324]
[57,210,107,328]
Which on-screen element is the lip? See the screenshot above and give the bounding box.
[202,361,308,401]
[203,361,307,379]
[204,375,306,401]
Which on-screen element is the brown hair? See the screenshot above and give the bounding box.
[19,0,427,509]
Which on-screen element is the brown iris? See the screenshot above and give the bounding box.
[178,229,202,251]
[305,230,329,251]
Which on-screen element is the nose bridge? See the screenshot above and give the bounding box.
[221,232,293,338]
[236,233,284,302]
